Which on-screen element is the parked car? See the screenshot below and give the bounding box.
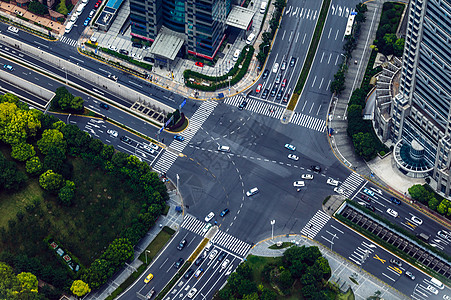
[293,181,305,187]
[195,61,204,67]
[177,239,187,250]
[275,73,282,84]
[119,49,129,55]
[284,144,296,151]
[281,60,287,71]
[276,89,283,101]
[282,93,290,102]
[261,89,269,99]
[132,42,143,48]
[220,208,230,217]
[270,86,277,97]
[255,84,262,93]
[281,78,287,87]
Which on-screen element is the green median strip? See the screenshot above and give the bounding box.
[287,0,331,111]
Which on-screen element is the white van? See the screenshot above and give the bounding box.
[77,4,85,14]
[65,21,74,33]
[246,33,256,45]
[218,145,230,152]
[260,2,267,13]
[205,241,213,252]
[232,49,240,61]
[429,278,444,290]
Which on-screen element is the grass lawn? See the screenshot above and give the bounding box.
[246,255,282,284]
[138,229,173,264]
[269,242,293,249]
[337,288,355,300]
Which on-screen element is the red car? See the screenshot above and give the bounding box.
[255,84,262,93]
[94,2,100,8]
[281,79,287,87]
[195,62,204,67]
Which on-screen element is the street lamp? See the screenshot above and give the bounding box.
[62,67,67,85]
[145,250,151,264]
[176,174,180,196]
[270,220,275,240]
[228,76,232,96]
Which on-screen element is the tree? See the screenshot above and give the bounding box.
[261,287,277,300]
[352,132,376,160]
[58,180,75,206]
[236,262,252,279]
[37,129,66,155]
[101,238,134,267]
[56,0,68,15]
[277,269,294,290]
[28,1,48,15]
[428,197,440,211]
[243,292,259,300]
[0,262,21,296]
[0,102,41,145]
[237,279,257,298]
[0,153,27,191]
[71,96,84,112]
[11,143,36,162]
[314,257,331,279]
[16,272,38,293]
[408,184,431,204]
[393,37,405,57]
[39,170,64,191]
[437,199,451,215]
[81,259,114,289]
[43,146,66,174]
[70,280,91,297]
[26,156,43,176]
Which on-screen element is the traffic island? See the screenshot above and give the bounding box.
[322,195,345,217]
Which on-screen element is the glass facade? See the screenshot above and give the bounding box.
[162,0,185,33]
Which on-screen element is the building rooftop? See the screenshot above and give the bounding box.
[105,0,123,10]
[226,5,255,30]
[149,31,184,61]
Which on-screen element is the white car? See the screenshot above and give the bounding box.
[108,45,118,51]
[363,188,375,197]
[7,26,19,33]
[149,143,159,151]
[221,259,230,269]
[327,178,339,186]
[334,187,344,194]
[246,187,259,197]
[209,249,218,260]
[410,215,423,226]
[293,181,305,187]
[386,208,398,218]
[187,288,197,298]
[288,154,299,161]
[205,212,215,222]
[107,129,118,137]
[443,295,450,300]
[426,285,438,295]
[89,9,95,17]
[272,62,279,73]
[301,174,313,180]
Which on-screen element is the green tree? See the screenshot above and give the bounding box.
[277,269,293,290]
[101,238,134,267]
[11,143,36,162]
[70,280,91,297]
[16,272,38,293]
[243,292,259,300]
[28,1,48,15]
[26,156,43,176]
[352,132,376,160]
[71,96,84,112]
[56,0,68,16]
[437,199,451,215]
[81,259,114,289]
[0,102,41,145]
[0,262,21,298]
[37,129,66,155]
[58,180,75,206]
[39,170,63,191]
[428,197,440,211]
[43,146,66,174]
[314,256,331,279]
[0,153,27,191]
[408,184,431,204]
[261,287,277,300]
[236,262,252,279]
[393,37,405,57]
[237,279,257,298]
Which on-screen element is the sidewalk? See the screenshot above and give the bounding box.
[250,234,409,300]
[85,189,184,300]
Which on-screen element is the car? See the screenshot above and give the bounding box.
[120,136,132,144]
[218,145,230,152]
[301,174,313,180]
[184,269,195,279]
[108,74,118,81]
[275,73,282,84]
[144,56,154,63]
[138,144,155,154]
[146,288,156,299]
[149,143,159,151]
[426,285,438,295]
[363,188,375,197]
[290,57,296,67]
[272,63,279,73]
[443,295,451,300]
[288,154,299,161]
[177,239,187,250]
[285,144,296,151]
[221,259,230,269]
[334,187,344,194]
[3,64,14,71]
[262,69,270,79]
[390,197,401,205]
[326,178,339,186]
[255,84,263,93]
[119,49,129,55]
[390,258,402,267]
[202,223,212,233]
[132,42,143,48]
[220,208,230,217]
[205,212,215,222]
[7,26,19,33]
[437,230,451,241]
[108,45,118,51]
[130,52,137,58]
[281,78,287,87]
[83,18,91,26]
[70,14,78,22]
[195,61,204,67]
[217,252,227,262]
[174,135,185,141]
[276,89,283,101]
[94,2,100,8]
[195,256,204,266]
[270,86,277,97]
[405,270,415,280]
[99,102,109,109]
[281,60,287,71]
[261,88,269,99]
[386,208,398,218]
[246,187,259,197]
[187,287,197,298]
[360,194,371,202]
[293,181,305,187]
[238,100,247,110]
[282,93,290,102]
[144,273,153,283]
[209,249,218,260]
[107,129,118,137]
[365,204,375,212]
[174,258,184,268]
[410,215,423,226]
[89,9,95,17]
[311,165,321,172]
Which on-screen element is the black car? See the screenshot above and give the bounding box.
[262,69,270,79]
[143,56,154,63]
[220,208,229,217]
[132,42,143,48]
[390,197,401,205]
[184,268,195,279]
[119,49,129,55]
[262,88,269,99]
[120,136,132,144]
[177,239,187,250]
[195,256,204,266]
[275,73,282,84]
[174,258,184,269]
[217,252,227,262]
[238,100,247,110]
[276,89,283,101]
[390,259,402,268]
[270,86,277,97]
[290,57,296,67]
[99,103,109,110]
[365,204,375,212]
[360,194,371,202]
[311,165,321,172]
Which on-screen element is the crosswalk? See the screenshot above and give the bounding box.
[338,173,365,198]
[348,241,375,266]
[153,101,217,173]
[211,230,252,257]
[300,210,330,239]
[225,95,326,132]
[284,7,318,20]
[180,214,208,236]
[60,36,78,47]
